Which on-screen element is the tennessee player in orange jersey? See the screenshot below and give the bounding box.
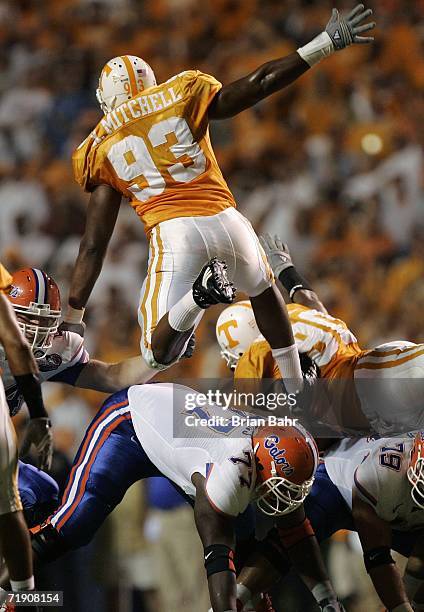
[63,6,375,384]
[217,235,424,437]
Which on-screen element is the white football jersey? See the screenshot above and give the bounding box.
[128,383,257,517]
[1,331,89,416]
[325,437,424,531]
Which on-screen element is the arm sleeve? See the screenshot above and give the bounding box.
[72,134,100,193]
[179,70,222,129]
[353,456,380,509]
[355,445,409,523]
[353,446,401,524]
[286,304,317,354]
[47,332,90,385]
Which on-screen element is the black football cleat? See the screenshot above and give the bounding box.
[192,258,236,309]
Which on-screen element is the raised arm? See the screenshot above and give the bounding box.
[209,4,375,120]
[64,184,122,328]
[352,487,413,611]
[192,473,237,612]
[260,234,327,314]
[209,53,309,120]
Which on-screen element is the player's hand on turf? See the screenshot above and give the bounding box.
[182,333,196,359]
[20,417,53,471]
[319,599,346,612]
[325,4,375,49]
[58,320,86,338]
[259,234,294,278]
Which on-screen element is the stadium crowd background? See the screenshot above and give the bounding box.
[0,0,422,610]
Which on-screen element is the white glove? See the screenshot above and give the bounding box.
[259,234,293,278]
[298,3,375,67]
[325,3,375,49]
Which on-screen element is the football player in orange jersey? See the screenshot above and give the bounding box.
[63,5,375,385]
[217,234,424,437]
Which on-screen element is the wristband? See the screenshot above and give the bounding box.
[297,31,334,67]
[14,373,48,419]
[65,305,85,324]
[311,580,335,604]
[10,576,35,591]
[363,546,395,573]
[204,544,236,578]
[278,267,312,300]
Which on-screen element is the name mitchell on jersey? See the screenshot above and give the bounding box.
[90,82,184,143]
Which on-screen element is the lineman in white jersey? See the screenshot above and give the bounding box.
[236,435,424,612]
[3,267,163,420]
[32,382,346,612]
[325,437,424,529]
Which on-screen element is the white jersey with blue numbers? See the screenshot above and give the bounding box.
[128,383,257,517]
[1,331,89,416]
[325,437,424,531]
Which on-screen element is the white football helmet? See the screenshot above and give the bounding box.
[216,301,261,370]
[96,55,157,114]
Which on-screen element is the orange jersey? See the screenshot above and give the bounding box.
[0,263,12,293]
[235,304,364,381]
[234,339,280,381]
[73,71,236,235]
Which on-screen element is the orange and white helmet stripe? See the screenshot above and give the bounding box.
[96,55,157,114]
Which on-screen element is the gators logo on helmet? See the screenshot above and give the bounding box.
[253,425,318,516]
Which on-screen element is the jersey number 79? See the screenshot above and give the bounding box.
[379,443,405,472]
